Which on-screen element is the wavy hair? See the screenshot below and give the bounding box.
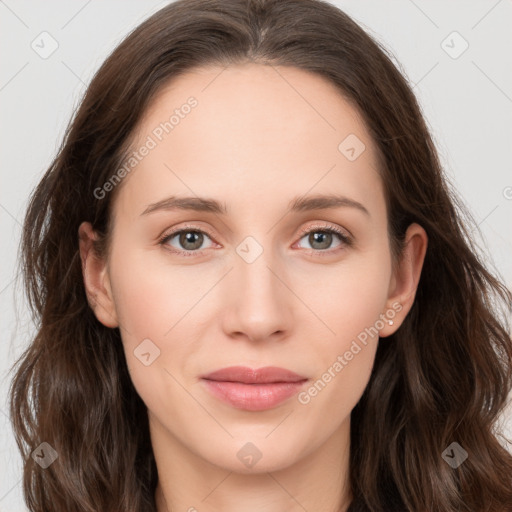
[9,0,512,510]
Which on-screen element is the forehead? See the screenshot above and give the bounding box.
[115,63,384,220]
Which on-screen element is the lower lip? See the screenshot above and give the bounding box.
[202,379,307,411]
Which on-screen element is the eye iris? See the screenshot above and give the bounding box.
[310,231,332,250]
[179,231,203,250]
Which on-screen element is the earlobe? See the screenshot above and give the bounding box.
[78,221,119,328]
[380,223,428,337]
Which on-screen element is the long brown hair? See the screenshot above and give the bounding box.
[9,0,512,510]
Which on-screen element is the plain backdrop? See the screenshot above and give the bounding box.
[1,1,511,510]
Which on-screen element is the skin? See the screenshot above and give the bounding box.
[79,63,427,512]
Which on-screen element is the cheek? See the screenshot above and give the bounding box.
[303,249,392,343]
[296,249,391,400]
[109,245,206,339]
[106,246,203,395]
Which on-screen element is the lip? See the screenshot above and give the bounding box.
[201,366,308,411]
[202,366,307,384]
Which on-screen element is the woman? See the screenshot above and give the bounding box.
[9,0,512,510]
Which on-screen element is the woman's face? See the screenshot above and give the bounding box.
[81,63,425,474]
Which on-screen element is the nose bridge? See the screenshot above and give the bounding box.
[236,234,282,307]
[222,234,292,341]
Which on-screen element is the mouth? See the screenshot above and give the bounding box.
[200,366,308,411]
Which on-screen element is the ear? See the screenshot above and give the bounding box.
[379,222,428,337]
[78,221,119,328]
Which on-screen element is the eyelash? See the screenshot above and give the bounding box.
[158,223,353,258]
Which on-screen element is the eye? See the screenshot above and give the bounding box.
[159,226,215,256]
[158,223,352,258]
[295,225,352,253]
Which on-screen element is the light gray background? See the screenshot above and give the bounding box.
[1,1,511,510]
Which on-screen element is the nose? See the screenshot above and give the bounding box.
[221,243,294,343]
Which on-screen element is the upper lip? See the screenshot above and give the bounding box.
[201,366,308,384]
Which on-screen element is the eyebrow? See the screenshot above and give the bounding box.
[140,193,370,217]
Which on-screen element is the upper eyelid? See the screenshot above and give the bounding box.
[297,222,352,239]
[160,223,217,242]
